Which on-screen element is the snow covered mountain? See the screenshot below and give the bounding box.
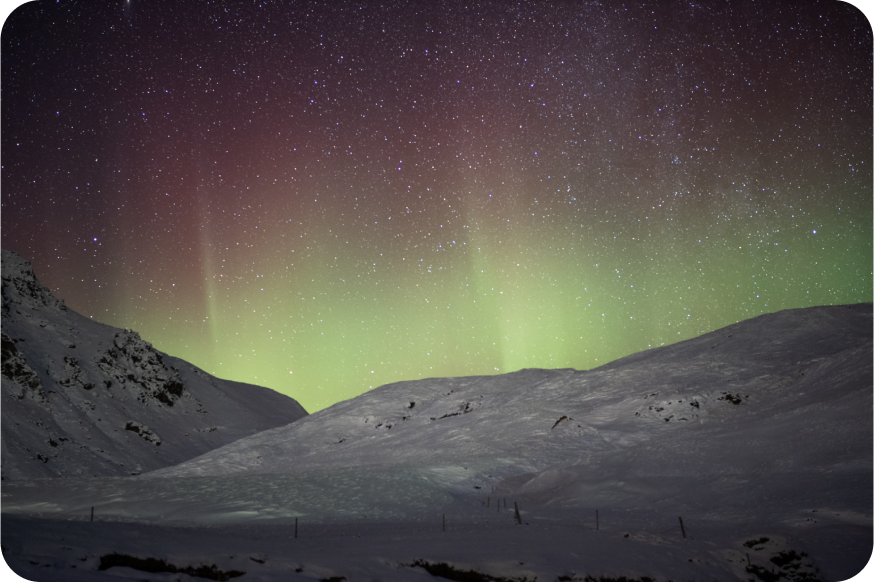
[2,300,870,581]
[153,302,872,485]
[1,249,308,479]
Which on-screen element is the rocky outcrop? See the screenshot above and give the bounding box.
[54,355,94,392]
[1,332,46,403]
[96,330,184,406]
[1,250,66,313]
[124,421,161,446]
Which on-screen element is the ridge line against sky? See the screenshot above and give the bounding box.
[1,0,872,412]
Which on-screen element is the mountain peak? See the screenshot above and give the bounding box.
[1,249,66,313]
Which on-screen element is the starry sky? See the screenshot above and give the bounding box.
[2,0,871,413]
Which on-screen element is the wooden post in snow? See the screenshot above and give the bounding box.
[295,517,298,539]
[90,506,94,522]
[678,516,686,539]
[514,502,522,525]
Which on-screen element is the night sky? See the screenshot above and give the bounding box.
[2,1,871,413]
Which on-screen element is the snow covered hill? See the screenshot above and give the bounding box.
[152,302,872,486]
[1,249,308,479]
[2,301,870,581]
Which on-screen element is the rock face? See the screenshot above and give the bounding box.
[0,250,67,313]
[1,249,308,479]
[2,332,46,403]
[96,330,185,407]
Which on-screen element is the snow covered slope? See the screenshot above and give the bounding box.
[2,302,870,581]
[152,302,872,485]
[1,249,308,479]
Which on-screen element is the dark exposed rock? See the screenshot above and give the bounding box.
[97,330,185,406]
[1,250,66,313]
[718,392,745,405]
[56,355,93,392]
[124,421,161,446]
[1,332,46,402]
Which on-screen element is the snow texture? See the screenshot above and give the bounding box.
[1,249,308,480]
[2,249,871,581]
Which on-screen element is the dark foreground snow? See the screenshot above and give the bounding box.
[2,303,872,581]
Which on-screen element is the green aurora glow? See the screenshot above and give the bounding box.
[2,1,871,412]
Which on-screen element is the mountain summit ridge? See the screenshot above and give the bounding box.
[1,249,68,313]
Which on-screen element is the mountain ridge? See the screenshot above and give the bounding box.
[148,301,872,480]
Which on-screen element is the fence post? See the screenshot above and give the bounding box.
[678,516,686,539]
[90,506,94,522]
[514,502,522,525]
[295,517,298,539]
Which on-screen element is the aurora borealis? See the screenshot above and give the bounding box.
[2,1,871,413]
